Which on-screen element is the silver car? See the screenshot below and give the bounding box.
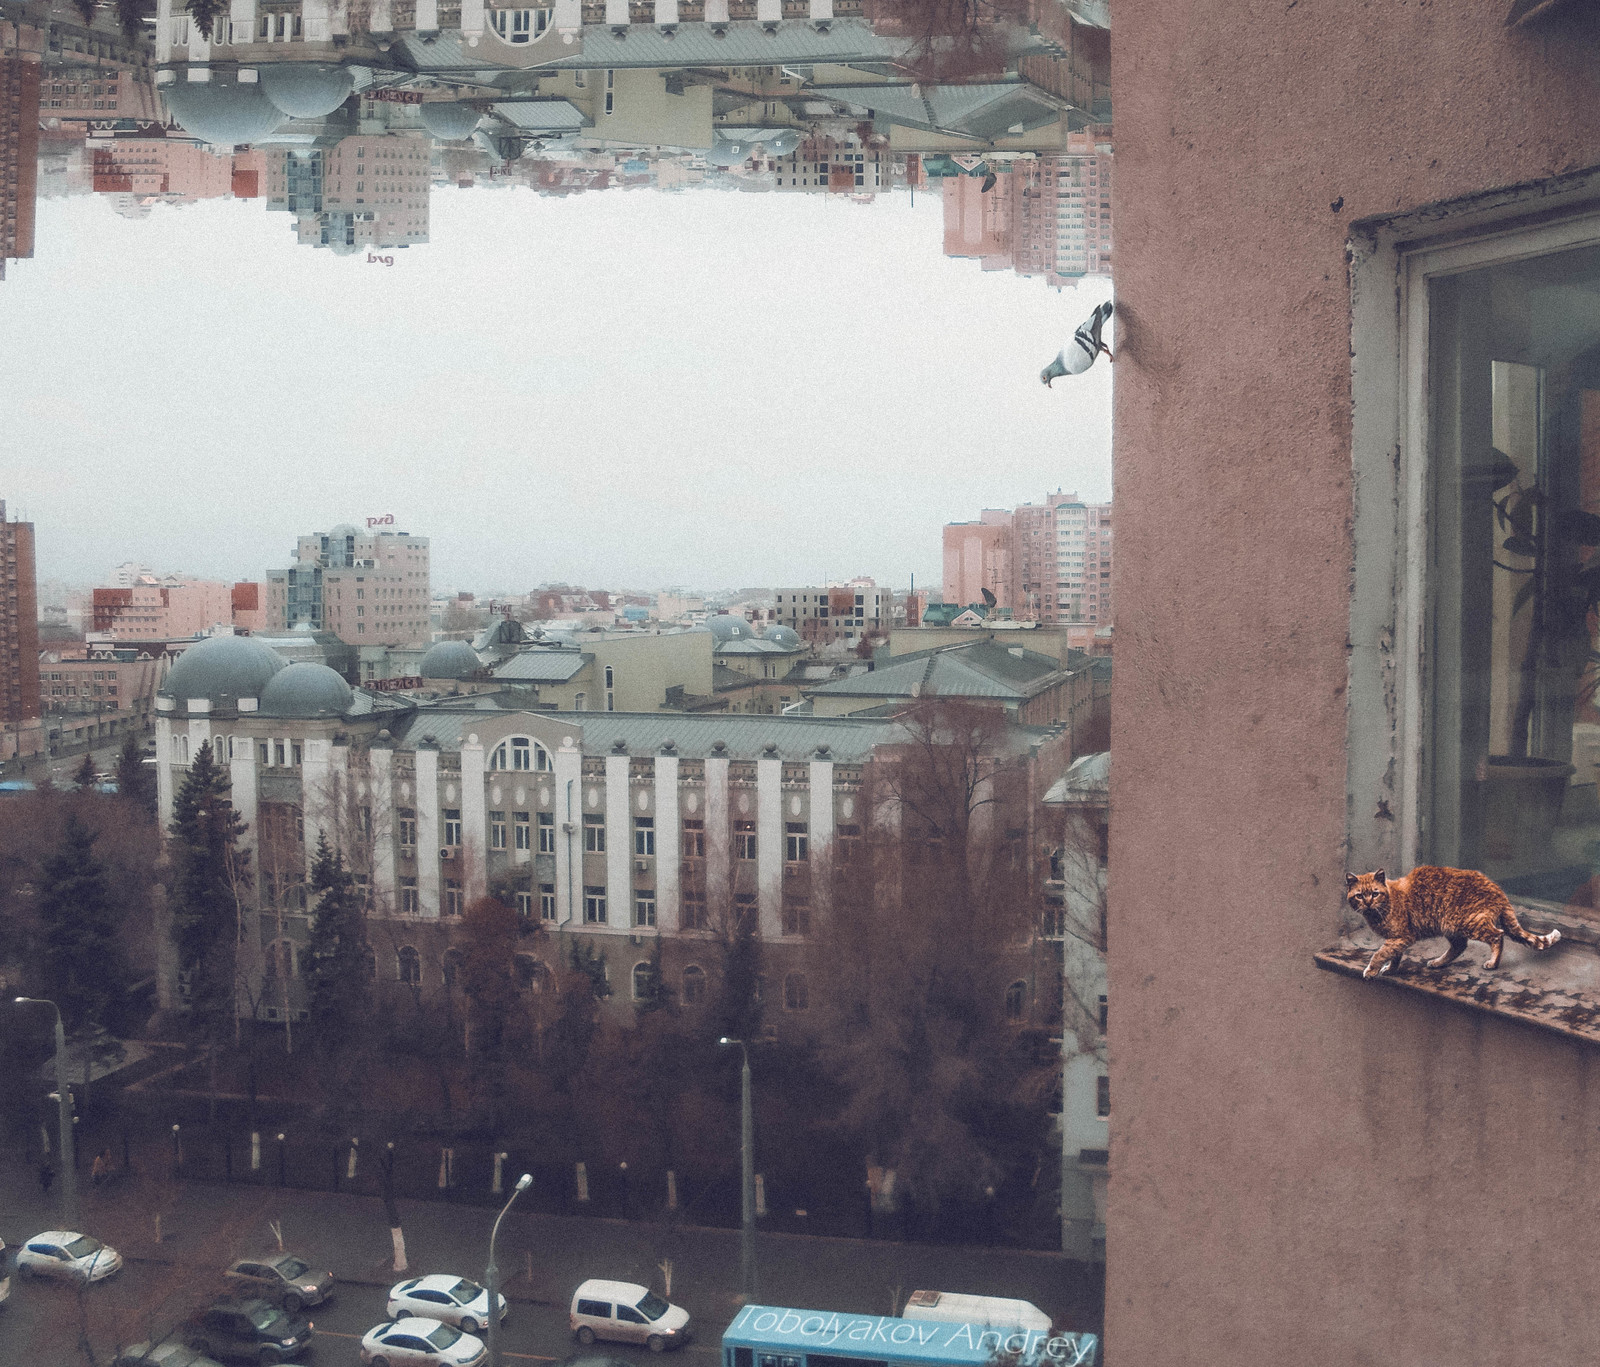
[17,1231,122,1283]
[387,1275,507,1334]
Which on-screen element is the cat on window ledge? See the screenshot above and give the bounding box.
[1345,866,1561,979]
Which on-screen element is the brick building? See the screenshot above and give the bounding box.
[0,500,43,763]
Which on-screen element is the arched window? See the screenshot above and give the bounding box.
[1004,979,1027,1022]
[632,960,656,1001]
[682,964,706,1004]
[604,665,614,688]
[397,946,421,985]
[515,954,543,993]
[491,736,551,771]
[489,5,550,43]
[442,948,463,988]
[265,940,296,979]
[783,972,809,1012]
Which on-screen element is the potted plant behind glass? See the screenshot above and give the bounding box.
[1485,448,1600,862]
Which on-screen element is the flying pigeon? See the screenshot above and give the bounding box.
[1041,301,1115,386]
[980,172,998,193]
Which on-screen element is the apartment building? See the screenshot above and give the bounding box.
[945,494,1112,627]
[0,58,39,282]
[39,647,165,720]
[265,522,431,647]
[151,633,1074,1029]
[0,500,43,762]
[773,579,887,645]
[91,575,235,640]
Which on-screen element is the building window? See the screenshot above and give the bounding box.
[682,819,704,858]
[539,883,556,920]
[400,877,418,916]
[682,887,707,930]
[442,948,462,988]
[490,811,507,849]
[634,816,655,856]
[574,692,586,711]
[443,879,461,916]
[1096,1075,1111,1118]
[783,972,809,1012]
[514,811,531,850]
[398,808,416,849]
[583,886,607,924]
[634,892,656,928]
[398,946,421,984]
[1005,980,1026,1022]
[604,665,614,688]
[785,823,808,863]
[538,812,555,853]
[837,824,861,862]
[631,960,656,1001]
[782,898,809,937]
[515,890,533,917]
[682,963,706,1003]
[1098,994,1108,1034]
[735,820,756,861]
[734,892,757,932]
[583,814,605,852]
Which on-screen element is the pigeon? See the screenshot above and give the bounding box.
[981,172,997,193]
[1041,301,1115,386]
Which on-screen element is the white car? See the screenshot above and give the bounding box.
[360,1317,487,1367]
[571,1279,692,1352]
[388,1275,507,1334]
[17,1231,122,1283]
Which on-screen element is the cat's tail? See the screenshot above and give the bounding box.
[1502,907,1562,950]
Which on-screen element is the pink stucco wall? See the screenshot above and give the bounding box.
[1109,6,1600,1363]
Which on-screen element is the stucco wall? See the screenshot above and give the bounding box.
[1109,6,1600,1364]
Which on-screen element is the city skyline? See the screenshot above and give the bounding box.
[4,183,1113,594]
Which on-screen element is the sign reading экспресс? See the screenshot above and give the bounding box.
[725,1308,1096,1367]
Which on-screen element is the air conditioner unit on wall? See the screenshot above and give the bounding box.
[634,857,650,873]
[440,847,455,861]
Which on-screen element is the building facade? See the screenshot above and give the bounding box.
[91,575,235,640]
[944,493,1111,627]
[0,499,43,762]
[0,57,39,282]
[265,522,431,646]
[773,579,887,645]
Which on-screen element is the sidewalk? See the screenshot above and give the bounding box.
[0,1152,1104,1335]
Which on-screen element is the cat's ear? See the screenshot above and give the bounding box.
[1374,869,1387,884]
[1345,873,1359,889]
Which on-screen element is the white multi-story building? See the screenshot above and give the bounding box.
[264,522,431,647]
[773,578,886,645]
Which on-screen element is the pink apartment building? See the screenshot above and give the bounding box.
[943,493,1111,626]
[265,522,430,646]
[90,138,238,197]
[92,575,234,640]
[942,511,1016,610]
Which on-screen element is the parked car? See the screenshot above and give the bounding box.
[1,1235,10,1305]
[16,1231,122,1283]
[224,1254,335,1313]
[110,1343,228,1367]
[570,1280,691,1353]
[387,1274,507,1333]
[360,1317,486,1367]
[184,1299,313,1364]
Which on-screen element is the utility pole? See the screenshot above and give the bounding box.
[17,997,77,1228]
[720,1036,757,1301]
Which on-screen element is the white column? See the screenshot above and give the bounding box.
[461,734,487,906]
[604,0,627,24]
[329,0,349,38]
[808,758,833,919]
[156,0,174,61]
[705,0,729,22]
[757,757,782,939]
[461,0,484,44]
[705,755,730,927]
[371,745,396,913]
[553,0,580,38]
[415,746,440,918]
[606,754,630,932]
[229,0,257,45]
[656,0,678,22]
[756,0,780,22]
[231,741,260,866]
[553,742,582,926]
[808,0,831,18]
[301,736,331,878]
[303,0,331,39]
[370,0,393,30]
[188,25,212,61]
[654,755,679,932]
[155,709,175,827]
[414,0,438,29]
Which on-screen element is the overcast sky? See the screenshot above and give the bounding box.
[3,183,1111,595]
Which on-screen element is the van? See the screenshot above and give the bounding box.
[901,1292,1052,1334]
[570,1279,691,1352]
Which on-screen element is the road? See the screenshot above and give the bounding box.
[0,1153,1102,1367]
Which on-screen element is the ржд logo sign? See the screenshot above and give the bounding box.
[367,514,395,528]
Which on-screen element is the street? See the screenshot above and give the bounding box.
[0,1153,1103,1367]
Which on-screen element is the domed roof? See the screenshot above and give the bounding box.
[327,523,359,538]
[704,614,754,641]
[419,639,483,679]
[261,63,354,119]
[763,624,801,648]
[419,102,481,142]
[162,75,290,147]
[161,635,288,705]
[705,138,751,168]
[258,662,355,718]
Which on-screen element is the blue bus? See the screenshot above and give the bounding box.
[722,1306,1098,1367]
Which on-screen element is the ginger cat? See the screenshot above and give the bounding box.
[1344,866,1562,979]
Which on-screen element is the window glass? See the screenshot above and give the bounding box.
[1429,243,1600,898]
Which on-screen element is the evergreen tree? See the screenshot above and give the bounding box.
[632,935,673,1017]
[303,835,369,1044]
[73,752,97,791]
[168,741,249,1033]
[114,0,147,34]
[115,733,156,817]
[186,0,222,39]
[712,915,763,1044]
[37,813,124,1035]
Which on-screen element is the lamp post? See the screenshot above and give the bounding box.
[719,1036,756,1301]
[485,1171,531,1367]
[17,997,77,1228]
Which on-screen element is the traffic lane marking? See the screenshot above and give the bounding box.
[314,1329,557,1360]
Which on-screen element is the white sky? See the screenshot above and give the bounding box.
[2,183,1112,595]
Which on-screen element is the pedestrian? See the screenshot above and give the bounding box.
[39,1161,54,1196]
[91,1150,107,1186]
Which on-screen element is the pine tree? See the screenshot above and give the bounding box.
[114,0,147,34]
[303,835,369,1043]
[168,741,249,1033]
[73,752,97,791]
[37,814,124,1035]
[115,733,155,817]
[186,0,223,39]
[713,915,763,1044]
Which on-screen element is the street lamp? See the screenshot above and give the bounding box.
[16,997,77,1228]
[719,1036,757,1301]
[485,1171,531,1367]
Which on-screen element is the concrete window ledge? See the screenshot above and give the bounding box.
[1314,919,1600,1045]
